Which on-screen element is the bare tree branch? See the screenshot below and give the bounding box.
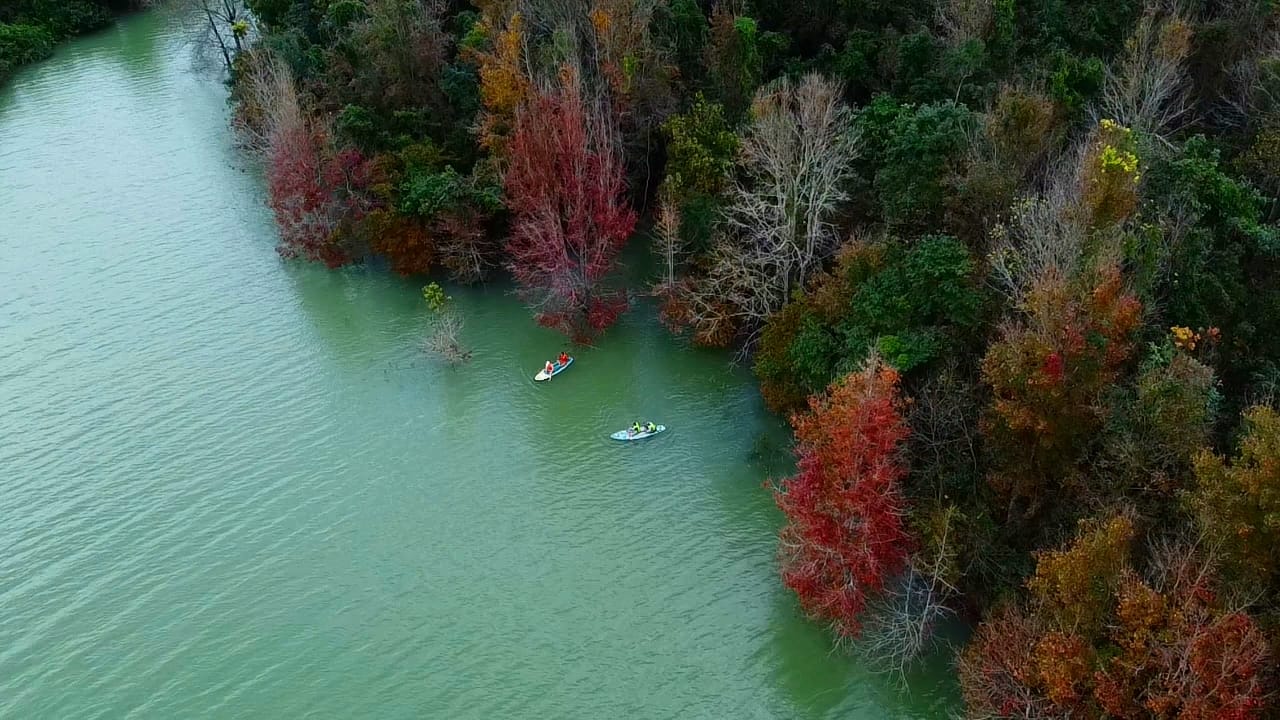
[675,73,858,346]
[234,50,301,156]
[1097,2,1194,144]
[858,507,959,683]
[935,0,995,48]
[164,0,253,74]
[987,145,1090,305]
[424,312,472,364]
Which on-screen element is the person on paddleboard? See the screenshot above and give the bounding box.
[558,351,569,366]
[645,422,656,433]
[544,360,555,377]
[632,421,642,434]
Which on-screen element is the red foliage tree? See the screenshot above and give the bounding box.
[774,358,913,638]
[503,65,637,340]
[266,120,375,268]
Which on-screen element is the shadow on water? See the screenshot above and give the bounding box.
[762,588,962,719]
[106,10,170,79]
[280,263,426,367]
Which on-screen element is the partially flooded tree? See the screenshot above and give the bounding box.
[422,282,471,364]
[237,51,374,266]
[175,0,252,74]
[859,506,958,680]
[503,63,636,340]
[652,188,683,291]
[774,357,913,639]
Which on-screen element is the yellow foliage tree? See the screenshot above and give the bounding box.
[1192,406,1280,588]
[467,11,529,154]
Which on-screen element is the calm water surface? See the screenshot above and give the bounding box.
[0,11,956,718]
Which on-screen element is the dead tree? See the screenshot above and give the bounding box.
[172,0,252,74]
[858,506,958,681]
[935,0,995,48]
[677,73,858,346]
[1097,3,1194,144]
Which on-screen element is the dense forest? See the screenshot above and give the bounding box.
[0,0,140,81]
[216,0,1280,714]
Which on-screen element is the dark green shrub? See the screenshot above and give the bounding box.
[873,102,975,229]
[755,235,982,411]
[0,22,53,79]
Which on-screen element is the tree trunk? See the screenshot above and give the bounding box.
[204,5,233,72]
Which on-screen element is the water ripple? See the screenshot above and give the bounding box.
[0,9,957,720]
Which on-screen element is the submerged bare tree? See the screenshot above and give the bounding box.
[424,312,470,363]
[858,507,958,681]
[422,283,471,365]
[675,73,859,346]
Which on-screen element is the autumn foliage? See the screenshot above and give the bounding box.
[1093,572,1271,720]
[774,358,913,638]
[503,66,636,340]
[469,10,529,153]
[960,520,1273,720]
[982,265,1142,513]
[235,0,1280,711]
[267,121,375,267]
[1192,406,1280,588]
[237,51,375,267]
[362,209,435,275]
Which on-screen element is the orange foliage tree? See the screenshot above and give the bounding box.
[774,358,913,638]
[959,516,1274,719]
[1093,567,1271,719]
[958,603,1050,718]
[981,265,1142,515]
[362,209,435,275]
[467,10,529,154]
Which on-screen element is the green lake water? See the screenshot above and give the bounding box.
[0,10,956,718]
